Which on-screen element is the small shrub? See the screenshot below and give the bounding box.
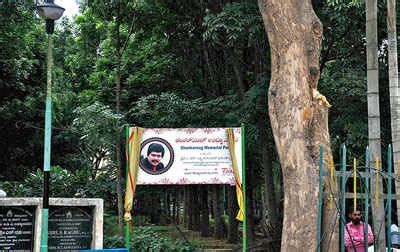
[130,226,194,251]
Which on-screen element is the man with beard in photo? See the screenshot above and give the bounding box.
[344,209,374,252]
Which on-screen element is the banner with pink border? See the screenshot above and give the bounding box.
[132,128,242,185]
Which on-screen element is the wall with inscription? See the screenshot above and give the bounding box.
[0,198,103,252]
[49,206,92,251]
[0,206,35,251]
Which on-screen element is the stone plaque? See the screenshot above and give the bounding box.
[0,206,35,251]
[48,206,93,251]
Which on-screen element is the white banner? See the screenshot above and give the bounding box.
[134,128,242,185]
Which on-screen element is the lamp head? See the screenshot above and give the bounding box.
[37,1,65,34]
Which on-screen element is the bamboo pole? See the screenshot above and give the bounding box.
[366,0,385,248]
[386,0,400,226]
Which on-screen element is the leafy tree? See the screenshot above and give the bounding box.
[72,102,124,179]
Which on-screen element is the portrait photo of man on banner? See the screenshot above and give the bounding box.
[139,138,175,175]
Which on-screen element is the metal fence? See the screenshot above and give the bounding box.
[317,144,399,252]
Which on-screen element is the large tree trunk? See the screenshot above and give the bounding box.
[258,1,338,251]
[387,0,400,226]
[367,0,385,250]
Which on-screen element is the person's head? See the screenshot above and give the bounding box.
[350,210,362,225]
[146,143,165,166]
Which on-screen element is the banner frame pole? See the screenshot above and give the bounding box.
[241,123,246,252]
[125,126,130,249]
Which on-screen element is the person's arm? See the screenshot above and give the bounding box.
[367,224,374,244]
[344,225,353,248]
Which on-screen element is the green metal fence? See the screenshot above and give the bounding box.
[317,144,398,251]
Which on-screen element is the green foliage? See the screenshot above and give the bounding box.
[0,165,116,201]
[203,2,264,48]
[319,60,368,155]
[326,0,363,9]
[0,1,48,179]
[104,226,194,251]
[73,102,124,148]
[72,102,124,174]
[129,92,244,128]
[1,166,85,197]
[104,235,125,249]
[130,227,194,251]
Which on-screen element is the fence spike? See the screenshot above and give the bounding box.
[354,158,357,211]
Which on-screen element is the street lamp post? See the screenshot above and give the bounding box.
[36,1,64,251]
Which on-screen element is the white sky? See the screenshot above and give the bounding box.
[55,0,80,20]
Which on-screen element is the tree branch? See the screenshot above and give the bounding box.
[121,13,136,56]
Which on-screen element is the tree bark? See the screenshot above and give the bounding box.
[258,1,338,251]
[184,186,191,228]
[200,186,210,237]
[227,185,239,243]
[172,188,176,223]
[387,0,400,227]
[262,141,279,226]
[212,185,225,239]
[150,197,161,224]
[258,111,279,227]
[193,185,201,231]
[367,0,385,250]
[225,48,246,97]
[161,188,170,225]
[245,159,256,243]
[187,186,194,230]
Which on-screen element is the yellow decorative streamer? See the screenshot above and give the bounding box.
[226,128,244,222]
[124,127,143,222]
[329,156,334,209]
[398,160,400,180]
[353,158,357,211]
[376,158,379,209]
